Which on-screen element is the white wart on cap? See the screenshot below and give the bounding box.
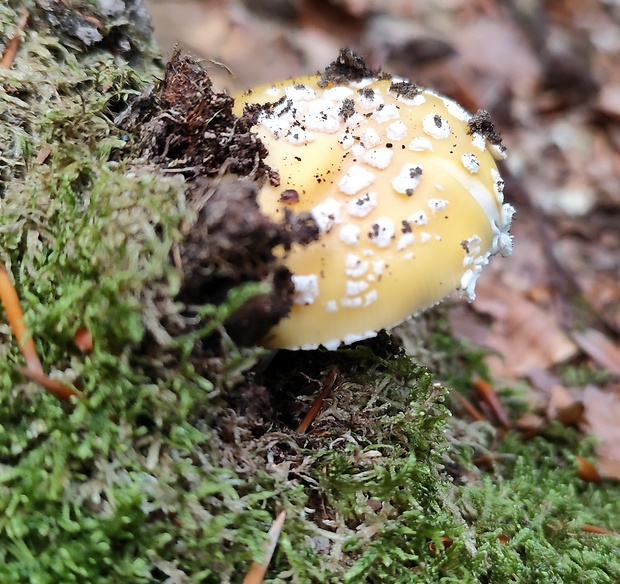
[235,75,514,350]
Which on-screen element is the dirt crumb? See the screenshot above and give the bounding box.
[318,48,386,88]
[388,80,421,99]
[339,97,356,119]
[468,109,504,147]
[120,50,276,184]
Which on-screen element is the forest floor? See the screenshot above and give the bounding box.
[1,0,620,582]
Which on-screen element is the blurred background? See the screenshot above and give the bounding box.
[145,0,620,454]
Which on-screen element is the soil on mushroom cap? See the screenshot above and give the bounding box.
[318,47,390,87]
[119,49,278,184]
[468,109,504,147]
[119,51,319,347]
[177,177,318,346]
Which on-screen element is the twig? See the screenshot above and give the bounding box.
[296,367,338,434]
[581,524,618,537]
[0,262,43,375]
[0,8,29,69]
[0,262,79,402]
[449,388,486,423]
[17,367,79,401]
[242,511,286,584]
[474,379,510,430]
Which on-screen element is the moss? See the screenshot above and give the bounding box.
[456,433,620,583]
[2,2,620,583]
[556,363,613,389]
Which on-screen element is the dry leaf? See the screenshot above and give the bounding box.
[547,384,584,426]
[474,379,510,429]
[516,412,544,433]
[464,280,578,378]
[34,144,52,164]
[516,412,545,439]
[581,385,620,480]
[74,326,93,353]
[596,457,620,482]
[572,329,620,376]
[575,456,601,483]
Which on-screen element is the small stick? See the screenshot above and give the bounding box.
[0,262,78,402]
[0,262,44,375]
[581,524,618,536]
[242,511,286,584]
[296,368,338,434]
[474,379,510,429]
[449,388,486,423]
[0,8,29,69]
[17,367,79,401]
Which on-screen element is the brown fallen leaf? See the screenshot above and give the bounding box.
[597,84,620,121]
[453,279,578,378]
[580,384,620,480]
[581,274,620,336]
[596,457,620,482]
[74,326,94,353]
[547,384,584,426]
[572,328,620,377]
[34,144,52,165]
[575,456,601,483]
[516,412,544,439]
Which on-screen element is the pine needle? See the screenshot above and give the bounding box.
[242,511,286,584]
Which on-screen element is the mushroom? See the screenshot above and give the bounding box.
[235,71,514,350]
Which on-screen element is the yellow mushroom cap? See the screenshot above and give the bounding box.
[235,75,514,350]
